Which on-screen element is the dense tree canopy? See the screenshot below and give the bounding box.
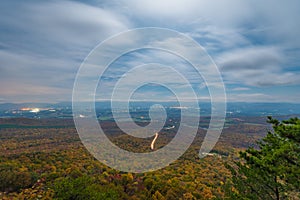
[0,117,298,199]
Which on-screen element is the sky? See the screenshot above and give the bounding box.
[0,0,300,103]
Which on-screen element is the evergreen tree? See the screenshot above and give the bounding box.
[225,117,300,200]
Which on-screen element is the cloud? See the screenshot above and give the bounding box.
[227,91,300,103]
[0,1,130,48]
[218,46,283,71]
[118,0,253,27]
[95,48,207,101]
[187,26,251,53]
[0,0,130,102]
[231,87,250,91]
[0,0,300,103]
[0,82,70,103]
[227,93,273,102]
[217,46,300,86]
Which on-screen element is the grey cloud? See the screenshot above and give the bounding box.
[218,47,283,71]
[1,0,300,103]
[111,0,300,88]
[0,1,131,103]
[216,46,300,86]
[0,0,131,61]
[1,1,130,43]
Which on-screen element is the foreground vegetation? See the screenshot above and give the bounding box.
[225,117,300,200]
[0,117,298,199]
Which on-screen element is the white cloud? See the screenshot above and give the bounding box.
[227,93,272,102]
[119,0,253,27]
[227,92,300,103]
[231,87,250,91]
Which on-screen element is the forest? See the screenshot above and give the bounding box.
[0,116,299,199]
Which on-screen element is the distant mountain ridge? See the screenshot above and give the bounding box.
[0,102,299,118]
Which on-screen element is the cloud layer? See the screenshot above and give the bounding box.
[0,0,299,102]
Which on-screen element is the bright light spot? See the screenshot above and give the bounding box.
[29,108,40,113]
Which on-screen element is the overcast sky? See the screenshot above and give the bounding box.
[0,0,299,103]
